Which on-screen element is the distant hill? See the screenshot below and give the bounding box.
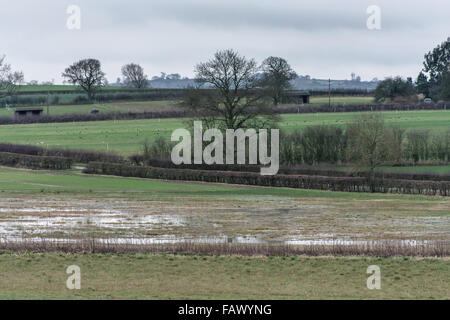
[290,78,378,91]
[146,77,379,91]
[147,78,196,89]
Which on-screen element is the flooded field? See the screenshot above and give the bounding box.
[1,194,448,245]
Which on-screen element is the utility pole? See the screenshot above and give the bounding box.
[47,91,50,115]
[328,78,331,109]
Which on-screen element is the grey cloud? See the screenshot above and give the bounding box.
[83,0,448,31]
[0,0,448,82]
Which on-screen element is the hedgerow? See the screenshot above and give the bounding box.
[132,158,450,182]
[0,143,123,163]
[0,152,72,170]
[84,162,449,196]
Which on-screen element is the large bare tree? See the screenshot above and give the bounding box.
[184,49,278,130]
[0,56,24,98]
[121,63,148,88]
[62,59,105,100]
[260,56,297,105]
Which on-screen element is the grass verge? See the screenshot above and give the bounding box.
[0,251,448,299]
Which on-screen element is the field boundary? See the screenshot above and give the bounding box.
[142,158,450,181]
[0,152,72,170]
[1,239,448,257]
[0,143,124,163]
[84,162,450,196]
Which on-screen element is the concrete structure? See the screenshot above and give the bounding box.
[283,90,311,104]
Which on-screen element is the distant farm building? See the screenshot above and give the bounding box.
[283,90,310,104]
[14,107,44,117]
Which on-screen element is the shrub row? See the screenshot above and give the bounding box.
[276,102,448,114]
[133,158,450,182]
[0,143,123,163]
[0,152,73,170]
[2,89,188,107]
[0,95,48,107]
[13,88,371,99]
[84,162,450,196]
[309,89,373,96]
[280,126,449,164]
[13,88,187,96]
[0,110,188,125]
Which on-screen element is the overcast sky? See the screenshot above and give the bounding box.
[1,0,449,83]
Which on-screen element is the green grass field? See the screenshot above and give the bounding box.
[309,96,374,106]
[0,166,448,299]
[1,165,447,201]
[0,96,374,117]
[0,110,447,156]
[377,165,450,175]
[13,85,135,92]
[0,101,182,117]
[0,252,448,299]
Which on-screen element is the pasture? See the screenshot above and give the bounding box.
[0,104,448,301]
[0,252,448,299]
[0,110,447,156]
[309,95,373,106]
[0,166,448,299]
[0,101,181,117]
[0,96,375,117]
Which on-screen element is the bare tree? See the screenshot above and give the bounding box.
[121,63,148,88]
[346,113,394,192]
[260,56,297,105]
[62,59,105,100]
[184,49,278,130]
[0,56,24,98]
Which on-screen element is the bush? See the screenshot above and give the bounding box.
[300,126,345,164]
[405,130,431,163]
[142,137,173,161]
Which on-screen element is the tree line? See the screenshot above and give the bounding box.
[375,38,450,102]
[134,113,449,168]
[2,38,448,108]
